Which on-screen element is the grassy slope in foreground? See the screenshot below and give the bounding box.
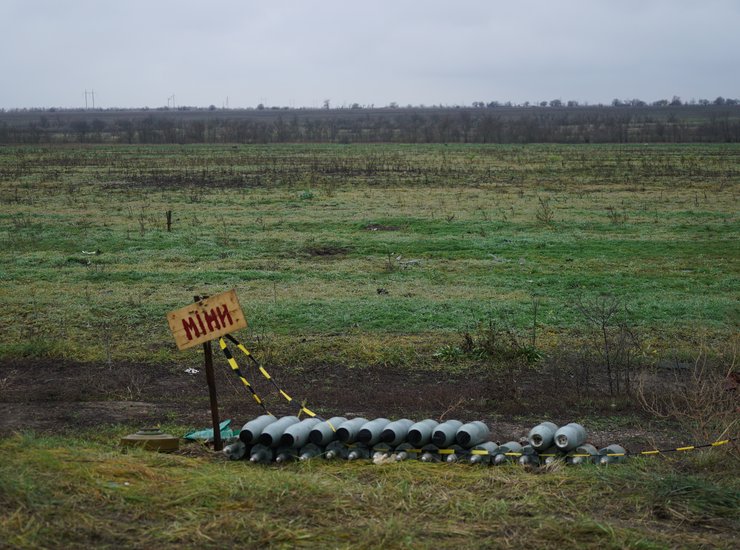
[0,431,738,549]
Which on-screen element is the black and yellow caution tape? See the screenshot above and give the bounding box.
[218,338,270,415]
[348,438,736,460]
[522,438,734,459]
[534,439,734,458]
[220,334,335,431]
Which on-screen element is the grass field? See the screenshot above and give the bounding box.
[0,143,738,548]
[0,143,737,365]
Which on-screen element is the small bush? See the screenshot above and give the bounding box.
[638,339,738,442]
[535,196,555,226]
[461,319,542,365]
[574,294,642,397]
[605,205,628,224]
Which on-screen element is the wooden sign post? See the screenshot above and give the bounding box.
[167,290,247,451]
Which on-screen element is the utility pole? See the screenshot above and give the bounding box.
[84,89,95,109]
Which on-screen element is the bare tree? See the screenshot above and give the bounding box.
[575,294,640,396]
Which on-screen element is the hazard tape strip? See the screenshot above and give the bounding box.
[220,334,335,431]
[613,439,734,457]
[353,438,736,460]
[509,439,734,458]
[218,338,270,415]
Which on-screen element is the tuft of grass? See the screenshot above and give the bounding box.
[649,473,740,525]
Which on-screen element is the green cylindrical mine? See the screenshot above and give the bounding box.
[298,443,324,461]
[381,419,415,446]
[324,440,349,460]
[598,444,627,465]
[249,443,274,464]
[541,446,563,465]
[275,446,298,464]
[431,420,463,447]
[517,444,540,466]
[554,423,587,451]
[336,418,369,444]
[372,442,392,454]
[527,421,558,451]
[280,417,321,448]
[120,429,179,452]
[309,416,347,445]
[347,443,370,461]
[470,441,500,464]
[394,442,419,461]
[258,416,300,448]
[493,441,523,465]
[420,444,440,463]
[568,444,599,465]
[357,418,391,446]
[456,421,490,448]
[443,444,465,463]
[239,414,278,444]
[407,419,439,446]
[223,440,247,461]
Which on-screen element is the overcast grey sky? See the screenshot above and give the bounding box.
[2,0,739,109]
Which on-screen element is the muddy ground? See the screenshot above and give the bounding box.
[0,358,677,450]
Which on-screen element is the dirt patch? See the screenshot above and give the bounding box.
[0,401,188,432]
[304,244,352,257]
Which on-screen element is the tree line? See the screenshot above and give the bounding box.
[1,103,738,145]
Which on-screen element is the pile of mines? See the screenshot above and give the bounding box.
[222,416,628,466]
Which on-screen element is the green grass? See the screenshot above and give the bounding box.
[0,431,737,548]
[0,143,738,365]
